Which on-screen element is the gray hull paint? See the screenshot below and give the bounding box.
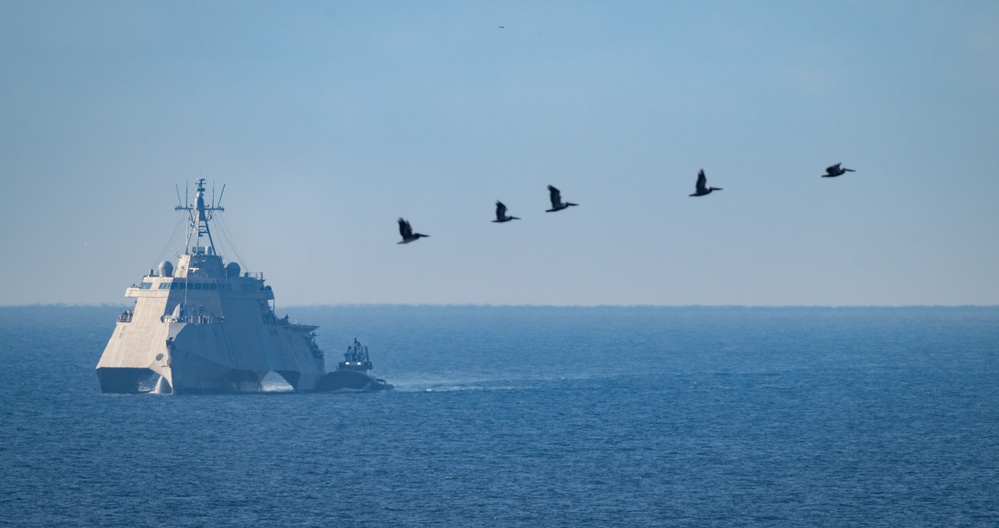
[96,180,326,394]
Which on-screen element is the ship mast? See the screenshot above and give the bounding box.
[176,178,224,255]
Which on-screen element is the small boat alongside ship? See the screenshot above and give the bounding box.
[316,339,393,391]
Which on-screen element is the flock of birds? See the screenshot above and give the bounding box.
[397,163,857,244]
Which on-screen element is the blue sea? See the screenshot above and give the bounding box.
[1,305,997,527]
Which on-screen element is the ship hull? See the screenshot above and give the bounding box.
[97,320,324,394]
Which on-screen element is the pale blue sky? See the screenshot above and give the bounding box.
[2,1,997,306]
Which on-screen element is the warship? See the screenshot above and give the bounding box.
[315,338,393,391]
[96,179,327,394]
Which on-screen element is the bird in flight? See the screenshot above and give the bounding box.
[546,185,578,212]
[689,169,722,197]
[397,218,429,244]
[492,201,520,223]
[823,163,856,177]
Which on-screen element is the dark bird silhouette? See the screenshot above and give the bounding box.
[492,201,520,223]
[823,163,856,177]
[397,218,429,244]
[546,185,578,212]
[689,169,722,197]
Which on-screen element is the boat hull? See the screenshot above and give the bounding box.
[315,370,392,392]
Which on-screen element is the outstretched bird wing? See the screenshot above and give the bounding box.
[398,218,412,238]
[696,170,707,193]
[826,163,841,175]
[495,201,507,219]
[548,185,561,207]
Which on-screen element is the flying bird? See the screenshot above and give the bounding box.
[492,201,520,223]
[823,163,856,177]
[397,218,429,244]
[689,169,722,197]
[546,185,578,212]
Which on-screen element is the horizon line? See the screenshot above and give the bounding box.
[3,302,998,310]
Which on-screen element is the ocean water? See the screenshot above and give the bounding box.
[1,305,997,527]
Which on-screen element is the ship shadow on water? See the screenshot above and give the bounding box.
[109,371,404,396]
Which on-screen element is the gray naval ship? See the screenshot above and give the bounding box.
[96,179,327,394]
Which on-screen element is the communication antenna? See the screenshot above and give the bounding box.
[174,178,224,255]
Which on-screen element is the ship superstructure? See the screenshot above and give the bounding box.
[96,179,326,394]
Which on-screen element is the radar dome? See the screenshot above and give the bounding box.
[225,262,241,278]
[158,261,174,277]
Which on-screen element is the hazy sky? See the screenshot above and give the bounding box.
[2,1,998,306]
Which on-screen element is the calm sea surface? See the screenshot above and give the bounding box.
[1,305,997,527]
